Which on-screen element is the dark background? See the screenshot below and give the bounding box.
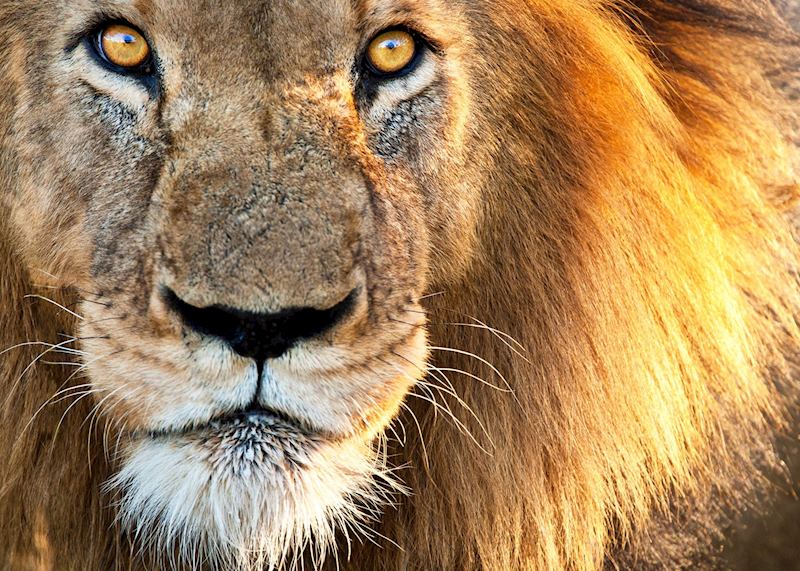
[725,4,800,569]
[778,0,800,26]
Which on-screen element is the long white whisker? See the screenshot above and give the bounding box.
[49,384,98,405]
[0,340,76,357]
[19,387,102,442]
[51,386,119,447]
[41,360,87,367]
[445,321,530,362]
[413,377,495,451]
[399,401,431,472]
[426,365,511,393]
[406,390,492,455]
[1,337,88,411]
[415,291,446,301]
[428,346,515,395]
[405,305,529,360]
[23,294,85,321]
[389,351,496,433]
[381,356,495,452]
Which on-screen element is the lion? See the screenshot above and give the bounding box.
[0,0,798,569]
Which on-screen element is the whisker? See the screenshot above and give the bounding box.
[428,346,515,395]
[391,311,529,366]
[32,268,111,299]
[426,365,511,393]
[104,401,136,463]
[413,378,495,451]
[444,321,529,361]
[77,298,113,308]
[80,387,122,432]
[389,350,466,408]
[413,381,442,419]
[405,306,528,353]
[23,294,85,321]
[49,384,97,404]
[61,349,125,387]
[391,349,503,417]
[382,355,494,452]
[49,346,88,356]
[0,339,80,358]
[18,387,103,442]
[41,360,87,367]
[1,337,89,410]
[406,390,492,455]
[113,415,135,462]
[80,386,128,473]
[33,290,112,308]
[399,401,431,473]
[80,316,126,327]
[51,386,121,448]
[56,333,110,342]
[386,419,406,447]
[414,291,446,301]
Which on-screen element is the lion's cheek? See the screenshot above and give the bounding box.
[9,189,94,290]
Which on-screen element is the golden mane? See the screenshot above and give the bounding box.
[0,1,798,570]
[352,1,800,569]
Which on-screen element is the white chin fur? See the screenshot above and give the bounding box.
[107,416,402,570]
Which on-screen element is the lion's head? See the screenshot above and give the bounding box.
[1,1,799,570]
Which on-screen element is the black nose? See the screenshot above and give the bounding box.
[164,288,356,361]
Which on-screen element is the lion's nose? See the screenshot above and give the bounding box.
[163,287,356,361]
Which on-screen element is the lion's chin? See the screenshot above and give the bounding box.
[107,412,399,570]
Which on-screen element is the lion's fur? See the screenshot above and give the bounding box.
[1,1,799,570]
[359,4,800,569]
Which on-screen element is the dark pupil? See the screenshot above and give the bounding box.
[121,34,135,44]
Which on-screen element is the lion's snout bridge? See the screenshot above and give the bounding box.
[163,286,357,361]
[153,87,371,319]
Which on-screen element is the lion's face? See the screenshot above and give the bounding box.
[4,0,482,565]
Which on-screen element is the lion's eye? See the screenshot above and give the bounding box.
[365,29,419,77]
[94,23,152,72]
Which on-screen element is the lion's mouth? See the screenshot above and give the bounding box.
[137,406,325,478]
[145,405,313,441]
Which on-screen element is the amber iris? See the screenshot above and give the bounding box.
[366,30,417,75]
[99,24,150,69]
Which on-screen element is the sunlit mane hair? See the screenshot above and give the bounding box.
[356,1,800,569]
[0,0,798,570]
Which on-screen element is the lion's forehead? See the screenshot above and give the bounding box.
[156,2,358,82]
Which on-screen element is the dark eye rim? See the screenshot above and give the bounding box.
[89,20,154,76]
[362,26,426,80]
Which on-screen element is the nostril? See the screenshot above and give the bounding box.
[163,288,357,361]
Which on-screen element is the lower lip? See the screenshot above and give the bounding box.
[143,409,309,443]
[194,409,308,439]
[137,411,317,479]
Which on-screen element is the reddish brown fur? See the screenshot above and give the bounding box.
[1,1,799,570]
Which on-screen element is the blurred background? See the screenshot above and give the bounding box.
[778,0,800,26]
[724,3,800,569]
